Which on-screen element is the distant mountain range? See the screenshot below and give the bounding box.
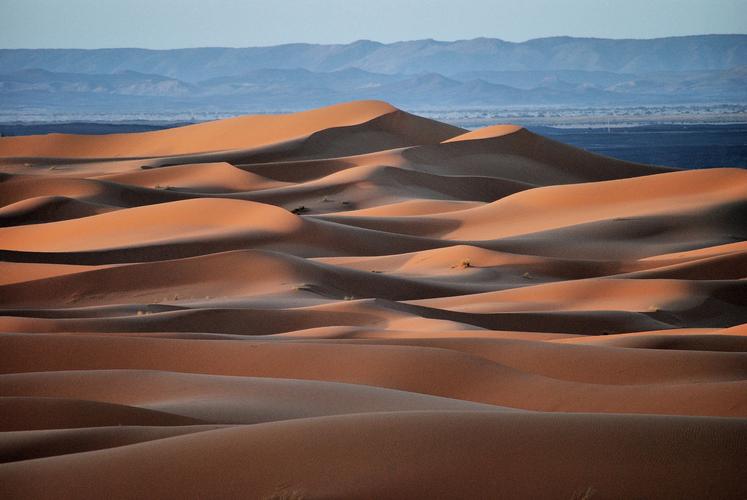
[1,35,746,115]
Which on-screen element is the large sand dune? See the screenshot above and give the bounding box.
[0,100,745,499]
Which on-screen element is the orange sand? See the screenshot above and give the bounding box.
[0,100,745,499]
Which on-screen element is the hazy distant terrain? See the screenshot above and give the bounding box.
[1,35,746,116]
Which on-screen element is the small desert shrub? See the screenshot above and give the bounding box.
[291,206,308,214]
[452,258,471,269]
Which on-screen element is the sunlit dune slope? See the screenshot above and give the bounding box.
[0,101,745,499]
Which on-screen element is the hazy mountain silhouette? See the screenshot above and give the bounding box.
[1,35,745,113]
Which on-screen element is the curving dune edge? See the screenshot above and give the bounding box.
[0,100,745,499]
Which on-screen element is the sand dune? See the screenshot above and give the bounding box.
[0,100,745,498]
[96,162,290,193]
[2,412,745,499]
[0,100,462,159]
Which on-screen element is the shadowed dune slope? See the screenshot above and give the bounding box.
[0,101,745,499]
[0,100,463,159]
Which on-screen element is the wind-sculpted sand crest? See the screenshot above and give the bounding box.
[0,100,745,499]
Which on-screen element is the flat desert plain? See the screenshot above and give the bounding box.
[0,100,745,499]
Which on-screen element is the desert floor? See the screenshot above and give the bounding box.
[0,100,745,499]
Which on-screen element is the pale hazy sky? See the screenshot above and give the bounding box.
[1,0,746,49]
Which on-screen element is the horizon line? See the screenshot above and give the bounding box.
[2,32,746,51]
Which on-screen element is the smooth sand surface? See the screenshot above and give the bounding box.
[0,100,745,499]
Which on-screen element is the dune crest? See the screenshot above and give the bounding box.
[443,124,523,142]
[0,100,461,159]
[0,101,745,498]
